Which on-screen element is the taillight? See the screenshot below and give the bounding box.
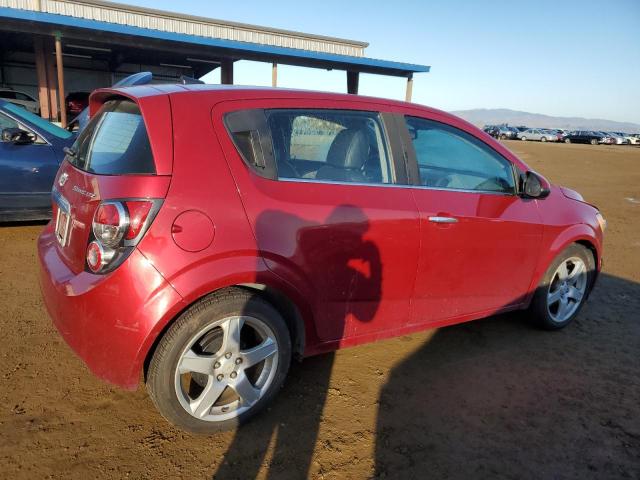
[124,201,153,240]
[93,202,127,247]
[87,199,161,273]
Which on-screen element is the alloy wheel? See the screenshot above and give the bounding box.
[174,315,279,422]
[547,256,588,323]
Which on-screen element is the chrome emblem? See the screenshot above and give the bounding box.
[72,185,96,198]
[58,172,68,187]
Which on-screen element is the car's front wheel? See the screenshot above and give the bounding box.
[147,289,292,433]
[541,136,547,142]
[591,138,598,145]
[527,244,595,330]
[564,138,571,144]
[521,136,527,141]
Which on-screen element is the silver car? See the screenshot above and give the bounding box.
[517,128,558,142]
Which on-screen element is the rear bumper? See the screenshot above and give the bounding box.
[38,226,185,389]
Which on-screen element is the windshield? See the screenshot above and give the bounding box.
[3,102,73,140]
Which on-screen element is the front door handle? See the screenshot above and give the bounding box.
[428,216,458,224]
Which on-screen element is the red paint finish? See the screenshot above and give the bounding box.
[171,210,215,252]
[38,228,185,389]
[410,189,543,324]
[38,86,604,389]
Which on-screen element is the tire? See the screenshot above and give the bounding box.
[147,288,292,433]
[564,138,571,144]
[521,136,527,141]
[527,244,595,330]
[541,137,547,142]
[590,138,598,145]
[500,134,507,140]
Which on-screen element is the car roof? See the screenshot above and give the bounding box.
[92,84,458,123]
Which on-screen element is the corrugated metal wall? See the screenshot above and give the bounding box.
[0,0,366,56]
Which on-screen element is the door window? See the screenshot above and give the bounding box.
[0,112,19,134]
[405,116,516,193]
[266,110,392,184]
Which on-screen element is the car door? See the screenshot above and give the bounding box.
[400,114,543,325]
[0,111,58,213]
[213,100,420,342]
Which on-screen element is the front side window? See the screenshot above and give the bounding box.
[0,112,19,132]
[266,109,392,184]
[405,116,515,193]
[68,99,155,175]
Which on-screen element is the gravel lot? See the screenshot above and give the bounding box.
[1,141,638,479]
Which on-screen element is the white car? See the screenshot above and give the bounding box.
[619,133,638,145]
[606,132,629,145]
[0,88,39,114]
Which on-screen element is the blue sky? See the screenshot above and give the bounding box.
[127,0,640,124]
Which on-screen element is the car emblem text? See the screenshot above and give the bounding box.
[72,185,96,198]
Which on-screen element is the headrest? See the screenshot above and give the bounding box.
[326,128,369,169]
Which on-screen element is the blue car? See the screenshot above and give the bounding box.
[0,100,75,221]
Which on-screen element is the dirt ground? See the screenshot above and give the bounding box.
[1,141,639,480]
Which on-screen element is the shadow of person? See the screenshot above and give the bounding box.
[214,205,382,479]
[374,273,640,479]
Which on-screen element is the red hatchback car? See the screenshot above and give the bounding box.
[38,85,604,433]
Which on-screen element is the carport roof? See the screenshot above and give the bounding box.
[0,6,430,77]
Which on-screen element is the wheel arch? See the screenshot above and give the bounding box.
[525,225,602,307]
[139,281,313,383]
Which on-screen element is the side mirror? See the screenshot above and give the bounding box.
[2,127,33,145]
[520,171,551,199]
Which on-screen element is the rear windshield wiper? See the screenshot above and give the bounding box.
[63,146,76,158]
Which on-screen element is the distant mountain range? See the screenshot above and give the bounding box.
[450,108,640,133]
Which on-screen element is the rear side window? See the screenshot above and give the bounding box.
[267,109,392,184]
[69,99,155,175]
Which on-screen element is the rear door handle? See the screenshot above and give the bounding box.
[428,216,458,224]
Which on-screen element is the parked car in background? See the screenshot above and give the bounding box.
[486,126,518,140]
[0,100,74,221]
[65,92,90,119]
[0,88,40,114]
[517,128,558,142]
[563,131,608,145]
[482,125,499,137]
[39,85,604,433]
[483,125,517,139]
[67,71,154,132]
[607,132,629,145]
[625,134,640,145]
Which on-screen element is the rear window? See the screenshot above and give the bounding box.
[68,99,155,175]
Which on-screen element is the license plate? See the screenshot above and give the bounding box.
[54,193,71,247]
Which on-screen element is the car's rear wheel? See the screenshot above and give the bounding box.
[541,136,547,142]
[564,138,571,144]
[521,136,527,141]
[500,134,507,140]
[527,244,595,330]
[147,289,292,433]
[590,138,598,145]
